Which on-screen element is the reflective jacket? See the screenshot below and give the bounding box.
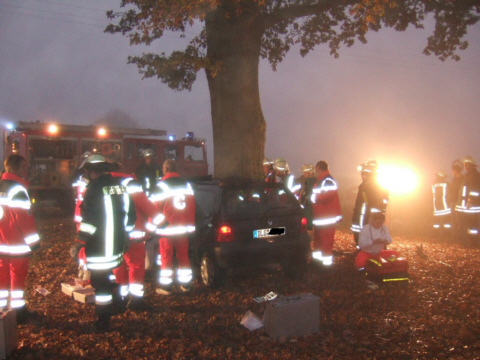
[72,175,88,227]
[351,180,389,233]
[432,180,452,216]
[150,172,195,237]
[277,174,301,199]
[110,172,164,241]
[0,173,40,256]
[310,171,342,227]
[456,169,480,214]
[76,173,136,270]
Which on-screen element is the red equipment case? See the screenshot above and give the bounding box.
[365,256,409,283]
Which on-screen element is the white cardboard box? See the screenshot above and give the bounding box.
[263,293,320,339]
[61,283,84,297]
[0,309,17,359]
[72,288,95,304]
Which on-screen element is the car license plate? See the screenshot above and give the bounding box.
[254,227,285,238]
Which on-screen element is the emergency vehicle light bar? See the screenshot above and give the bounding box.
[11,121,167,137]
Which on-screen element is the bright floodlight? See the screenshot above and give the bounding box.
[5,123,14,130]
[377,165,418,195]
[98,127,106,136]
[48,124,58,134]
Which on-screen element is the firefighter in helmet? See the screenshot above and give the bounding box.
[431,170,452,239]
[455,155,480,245]
[0,155,41,323]
[150,159,196,295]
[297,164,315,231]
[310,160,342,266]
[70,154,136,333]
[263,158,275,183]
[351,160,389,247]
[109,163,164,311]
[135,148,163,196]
[273,157,301,198]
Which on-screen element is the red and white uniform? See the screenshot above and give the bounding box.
[310,170,342,266]
[72,175,88,270]
[110,173,164,299]
[150,172,195,289]
[0,173,40,309]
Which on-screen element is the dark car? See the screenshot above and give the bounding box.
[190,178,310,287]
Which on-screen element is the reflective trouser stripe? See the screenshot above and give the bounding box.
[312,251,323,261]
[159,269,173,285]
[10,290,25,308]
[0,290,8,308]
[129,283,144,297]
[120,285,129,298]
[177,268,192,284]
[95,294,113,305]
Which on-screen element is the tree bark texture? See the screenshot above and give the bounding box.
[206,8,266,179]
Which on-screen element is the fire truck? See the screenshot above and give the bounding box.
[3,121,208,214]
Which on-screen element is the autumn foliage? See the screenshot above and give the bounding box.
[10,215,480,359]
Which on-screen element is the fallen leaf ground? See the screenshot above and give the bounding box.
[9,216,480,359]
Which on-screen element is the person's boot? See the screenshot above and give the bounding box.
[94,305,111,333]
[111,284,126,316]
[126,295,147,311]
[15,306,34,324]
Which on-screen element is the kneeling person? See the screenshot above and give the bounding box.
[354,212,399,270]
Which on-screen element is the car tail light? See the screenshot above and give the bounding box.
[217,225,234,242]
[300,217,308,233]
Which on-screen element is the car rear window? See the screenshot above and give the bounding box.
[223,185,299,217]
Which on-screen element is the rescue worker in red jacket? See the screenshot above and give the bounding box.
[110,165,164,310]
[310,160,342,266]
[150,159,195,295]
[0,155,40,323]
[351,161,389,247]
[455,155,480,245]
[72,152,92,279]
[70,155,136,333]
[431,170,452,238]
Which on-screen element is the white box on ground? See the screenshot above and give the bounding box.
[61,283,84,297]
[0,309,17,359]
[73,288,95,304]
[263,293,320,339]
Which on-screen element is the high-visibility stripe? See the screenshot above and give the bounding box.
[129,283,144,297]
[156,225,196,236]
[177,268,193,284]
[150,182,194,202]
[312,251,323,261]
[130,230,146,239]
[120,285,129,297]
[0,244,31,255]
[159,269,174,285]
[312,216,342,226]
[95,295,113,305]
[79,223,96,235]
[104,193,114,259]
[25,233,40,246]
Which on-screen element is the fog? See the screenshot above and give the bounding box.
[1,0,479,234]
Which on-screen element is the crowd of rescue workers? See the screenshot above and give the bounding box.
[0,149,478,333]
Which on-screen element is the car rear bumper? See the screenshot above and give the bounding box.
[213,234,310,268]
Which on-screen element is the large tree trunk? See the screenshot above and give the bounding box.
[205,7,266,179]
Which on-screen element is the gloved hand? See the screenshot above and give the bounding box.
[69,241,84,259]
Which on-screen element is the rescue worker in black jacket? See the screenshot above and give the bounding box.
[351,161,389,247]
[70,154,136,333]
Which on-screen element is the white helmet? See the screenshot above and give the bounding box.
[83,154,107,170]
[301,164,314,172]
[143,148,155,158]
[463,155,476,165]
[273,157,288,172]
[263,158,274,166]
